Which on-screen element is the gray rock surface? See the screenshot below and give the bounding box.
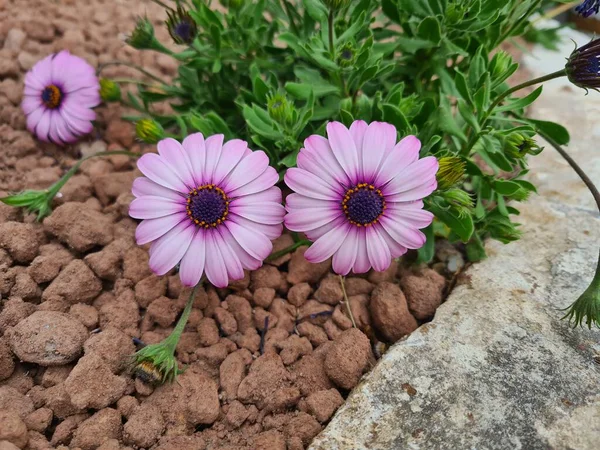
[310,24,600,450]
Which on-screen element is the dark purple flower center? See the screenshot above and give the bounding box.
[186,184,229,228]
[174,21,194,43]
[576,0,600,18]
[342,183,386,226]
[41,85,62,109]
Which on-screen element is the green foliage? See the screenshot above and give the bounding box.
[115,0,569,260]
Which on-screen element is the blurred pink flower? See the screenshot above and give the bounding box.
[284,120,438,275]
[22,51,100,145]
[130,134,284,288]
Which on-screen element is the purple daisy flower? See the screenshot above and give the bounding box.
[129,134,284,288]
[284,121,438,275]
[22,51,100,146]
[576,0,600,18]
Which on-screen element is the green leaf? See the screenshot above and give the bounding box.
[417,224,435,263]
[495,86,543,113]
[493,180,522,196]
[382,103,409,133]
[417,17,442,44]
[303,0,328,22]
[466,233,487,262]
[528,118,570,145]
[430,203,475,242]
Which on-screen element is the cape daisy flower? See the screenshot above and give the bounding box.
[22,51,100,145]
[284,121,438,275]
[129,134,284,288]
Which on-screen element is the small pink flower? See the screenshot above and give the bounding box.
[284,121,438,275]
[129,134,284,288]
[22,51,100,145]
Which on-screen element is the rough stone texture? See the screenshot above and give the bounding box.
[310,27,600,450]
[7,311,88,366]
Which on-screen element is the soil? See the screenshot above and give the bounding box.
[0,1,464,449]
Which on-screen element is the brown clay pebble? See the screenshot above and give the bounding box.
[49,413,89,446]
[42,259,102,304]
[400,268,446,320]
[145,368,219,427]
[287,282,312,307]
[287,247,331,284]
[197,318,220,347]
[305,389,344,423]
[290,353,334,396]
[225,400,249,429]
[284,412,322,446]
[147,296,179,328]
[297,322,329,347]
[122,247,152,283]
[0,337,15,381]
[370,282,419,341]
[214,307,238,335]
[7,311,88,366]
[253,429,286,450]
[314,275,343,305]
[0,386,34,419]
[324,328,372,390]
[251,265,284,290]
[70,408,122,450]
[68,304,99,329]
[116,396,139,419]
[276,335,313,365]
[83,326,135,373]
[0,222,40,263]
[123,404,165,448]
[237,354,293,409]
[64,354,128,409]
[0,298,36,334]
[43,202,113,252]
[24,407,53,433]
[134,275,167,308]
[220,350,249,401]
[0,410,28,449]
[344,277,375,296]
[226,295,253,333]
[253,287,276,308]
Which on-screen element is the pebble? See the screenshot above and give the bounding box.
[7,311,88,366]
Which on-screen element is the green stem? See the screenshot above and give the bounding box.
[97,61,169,85]
[281,0,298,34]
[536,130,600,214]
[266,239,312,262]
[163,283,200,353]
[48,151,138,198]
[110,78,157,87]
[328,9,335,56]
[496,0,543,46]
[461,69,567,156]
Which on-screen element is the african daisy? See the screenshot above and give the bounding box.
[22,51,100,145]
[129,134,284,288]
[284,120,438,275]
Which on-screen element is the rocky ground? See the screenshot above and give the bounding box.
[0,1,456,449]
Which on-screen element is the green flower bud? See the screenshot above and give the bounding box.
[267,93,294,126]
[0,190,52,221]
[127,18,156,50]
[504,133,543,158]
[436,156,466,190]
[99,79,121,103]
[443,188,474,214]
[166,6,198,45]
[489,51,513,81]
[337,42,356,68]
[562,263,600,329]
[136,118,165,144]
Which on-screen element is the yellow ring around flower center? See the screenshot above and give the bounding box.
[185,184,230,228]
[341,183,386,227]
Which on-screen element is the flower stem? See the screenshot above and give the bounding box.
[266,239,312,262]
[163,284,199,354]
[281,0,298,35]
[48,151,138,199]
[328,9,335,56]
[339,275,357,328]
[537,129,600,328]
[96,61,169,85]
